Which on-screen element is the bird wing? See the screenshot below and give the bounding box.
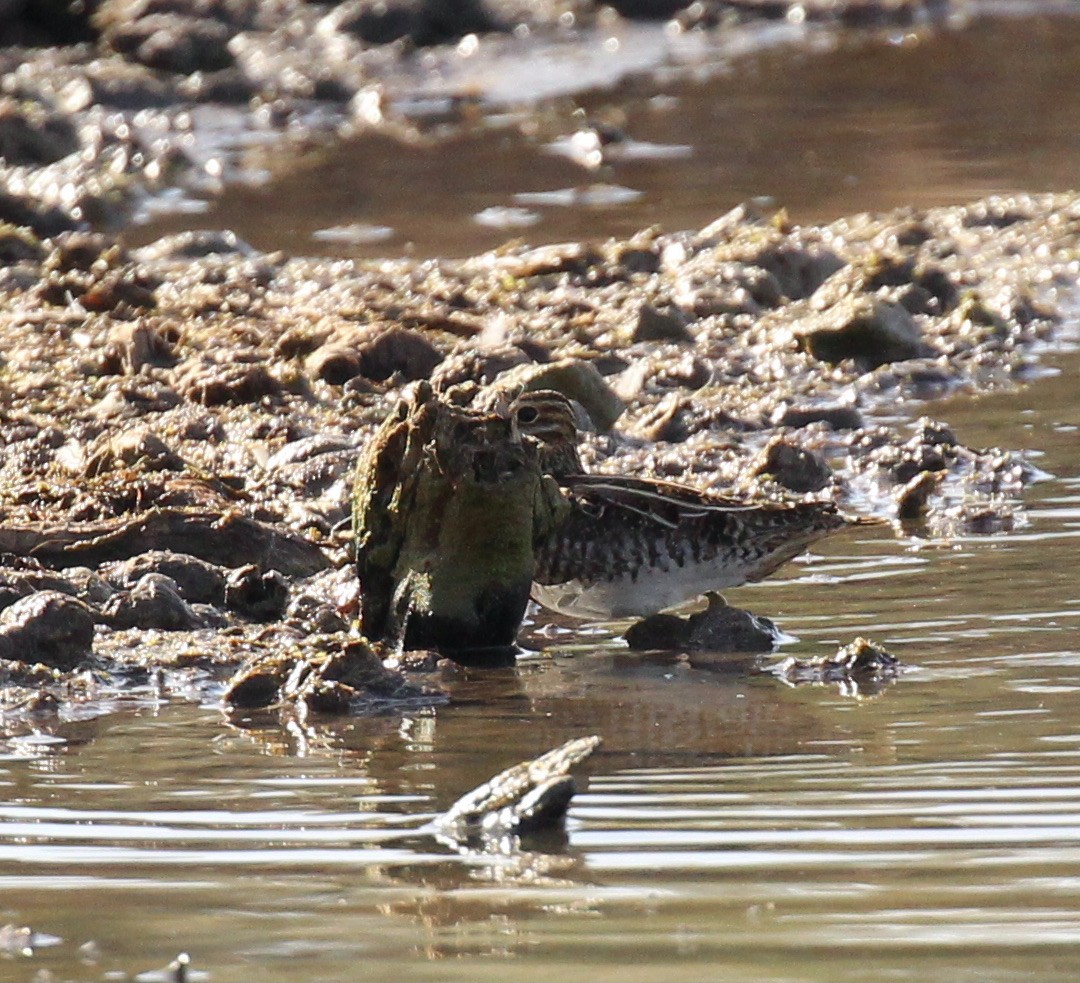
[560,473,764,529]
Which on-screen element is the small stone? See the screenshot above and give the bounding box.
[631,302,693,343]
[749,434,832,493]
[101,551,226,605]
[771,402,864,431]
[0,591,96,670]
[626,594,779,653]
[224,565,289,622]
[797,294,926,370]
[895,469,945,521]
[102,574,205,631]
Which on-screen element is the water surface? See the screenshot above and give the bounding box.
[132,12,1080,259]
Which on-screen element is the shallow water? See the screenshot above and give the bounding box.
[7,9,1080,983]
[133,10,1080,260]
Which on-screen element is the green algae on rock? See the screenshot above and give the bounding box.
[352,381,565,651]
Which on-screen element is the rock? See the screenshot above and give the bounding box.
[103,13,235,74]
[435,735,601,839]
[132,229,256,262]
[631,302,693,343]
[283,593,349,634]
[625,594,780,653]
[770,401,864,431]
[356,326,443,382]
[493,359,624,432]
[928,499,1018,537]
[101,551,227,605]
[0,97,80,166]
[305,344,363,385]
[430,343,534,391]
[177,359,281,406]
[84,428,186,476]
[777,636,902,684]
[98,321,178,375]
[0,509,331,578]
[102,573,206,630]
[796,294,926,370]
[0,591,95,670]
[318,0,421,45]
[895,469,945,521]
[749,434,832,493]
[223,636,439,714]
[224,564,289,622]
[0,223,45,266]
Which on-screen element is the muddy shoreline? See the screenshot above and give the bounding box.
[0,0,1079,734]
[0,187,1076,729]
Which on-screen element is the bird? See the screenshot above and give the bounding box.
[508,389,864,620]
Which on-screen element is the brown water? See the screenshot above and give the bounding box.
[8,9,1080,983]
[133,10,1080,260]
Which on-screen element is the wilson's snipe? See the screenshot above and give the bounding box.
[509,389,860,620]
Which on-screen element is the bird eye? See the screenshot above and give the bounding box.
[516,405,540,425]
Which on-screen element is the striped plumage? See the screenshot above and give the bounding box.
[509,389,855,620]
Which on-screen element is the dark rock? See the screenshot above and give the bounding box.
[224,564,289,621]
[798,294,926,370]
[895,469,945,521]
[625,593,779,653]
[435,735,601,839]
[104,14,234,74]
[223,636,438,714]
[356,326,443,382]
[306,344,363,385]
[750,434,832,493]
[771,402,864,431]
[102,573,205,630]
[607,0,691,18]
[0,223,45,266]
[0,186,80,238]
[101,551,227,604]
[0,591,95,670]
[321,0,501,46]
[222,651,293,709]
[177,67,258,103]
[632,302,693,343]
[0,97,80,166]
[284,593,349,634]
[319,0,420,45]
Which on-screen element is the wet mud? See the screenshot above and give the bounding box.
[0,186,1075,727]
[0,0,1078,735]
